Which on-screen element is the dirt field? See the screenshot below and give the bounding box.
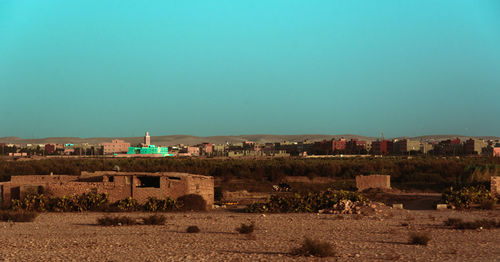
[1,209,499,261]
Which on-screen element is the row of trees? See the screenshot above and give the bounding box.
[1,157,498,191]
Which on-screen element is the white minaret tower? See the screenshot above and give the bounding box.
[145,131,151,146]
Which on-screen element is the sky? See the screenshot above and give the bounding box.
[1,0,500,138]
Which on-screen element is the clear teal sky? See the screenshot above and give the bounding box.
[1,0,499,138]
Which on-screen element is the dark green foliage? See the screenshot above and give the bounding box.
[142,214,166,225]
[442,186,497,209]
[235,222,255,234]
[246,189,365,213]
[143,197,178,212]
[115,197,140,211]
[10,193,180,212]
[291,237,336,257]
[0,210,39,222]
[186,225,200,233]
[409,232,431,245]
[11,192,109,212]
[177,194,207,211]
[97,216,137,226]
[444,218,500,229]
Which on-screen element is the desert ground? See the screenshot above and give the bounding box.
[0,208,499,261]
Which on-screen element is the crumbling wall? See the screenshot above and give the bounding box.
[183,175,214,208]
[491,176,500,197]
[355,175,391,191]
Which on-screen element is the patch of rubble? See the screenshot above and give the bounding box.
[317,200,397,216]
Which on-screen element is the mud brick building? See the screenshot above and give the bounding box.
[0,171,214,209]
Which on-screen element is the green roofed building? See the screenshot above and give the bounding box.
[127,145,171,157]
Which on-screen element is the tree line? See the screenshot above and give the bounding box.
[0,157,498,191]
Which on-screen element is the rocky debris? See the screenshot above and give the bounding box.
[317,200,396,216]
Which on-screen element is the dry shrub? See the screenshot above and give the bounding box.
[0,210,39,222]
[142,214,166,225]
[97,215,137,226]
[177,194,207,211]
[480,199,496,210]
[444,218,463,227]
[292,237,336,257]
[409,232,430,245]
[445,218,499,229]
[186,225,200,233]
[236,222,255,234]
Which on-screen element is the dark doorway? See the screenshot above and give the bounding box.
[137,176,160,188]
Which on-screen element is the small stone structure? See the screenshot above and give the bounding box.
[355,175,391,191]
[0,171,214,209]
[491,176,500,198]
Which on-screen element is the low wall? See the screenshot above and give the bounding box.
[491,176,500,197]
[355,175,391,191]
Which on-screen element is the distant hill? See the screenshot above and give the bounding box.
[0,134,498,146]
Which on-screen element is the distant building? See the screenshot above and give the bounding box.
[346,139,367,154]
[371,140,392,155]
[128,145,170,157]
[434,139,462,155]
[102,140,131,155]
[494,144,500,157]
[45,144,56,155]
[464,139,488,155]
[144,131,151,146]
[187,146,200,156]
[394,139,421,155]
[126,132,171,157]
[313,138,346,155]
[199,143,213,155]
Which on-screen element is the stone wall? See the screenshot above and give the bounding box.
[355,175,391,191]
[491,176,500,197]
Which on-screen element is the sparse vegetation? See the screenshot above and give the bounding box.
[442,186,497,209]
[246,189,365,213]
[235,222,255,234]
[186,225,200,233]
[409,232,431,246]
[444,218,500,229]
[144,197,178,212]
[291,237,337,257]
[97,215,137,226]
[0,210,39,222]
[10,193,181,213]
[142,214,166,225]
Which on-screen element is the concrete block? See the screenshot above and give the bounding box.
[436,204,448,210]
[392,203,403,209]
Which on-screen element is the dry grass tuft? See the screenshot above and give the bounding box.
[409,232,430,246]
[0,210,39,222]
[186,225,200,233]
[97,216,137,226]
[142,214,166,225]
[292,237,336,257]
[235,222,255,234]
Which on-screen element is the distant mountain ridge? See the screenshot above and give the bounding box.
[1,134,499,146]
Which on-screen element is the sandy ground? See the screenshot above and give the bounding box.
[0,209,499,262]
